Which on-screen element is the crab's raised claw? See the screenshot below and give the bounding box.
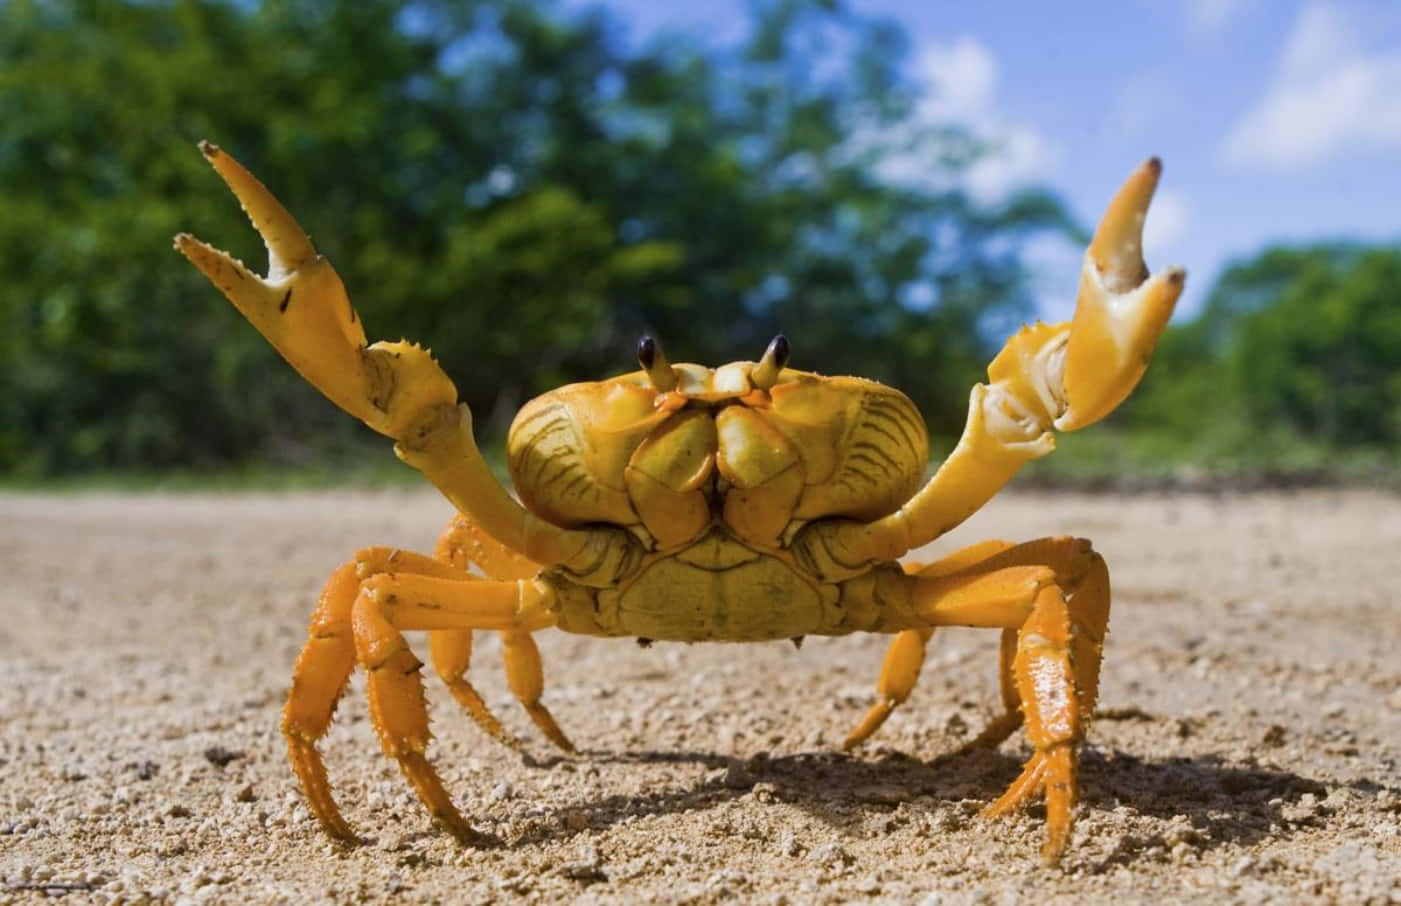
[1055,158,1186,431]
[174,141,445,438]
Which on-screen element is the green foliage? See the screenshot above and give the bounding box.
[4,1,1396,486]
[1,0,1075,477]
[1070,242,1401,482]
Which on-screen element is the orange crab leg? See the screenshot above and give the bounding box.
[897,537,1111,865]
[841,627,933,750]
[282,560,362,842]
[957,537,1109,750]
[843,539,1017,750]
[980,585,1084,865]
[962,628,1022,751]
[282,533,569,843]
[427,514,573,752]
[282,546,479,842]
[501,630,575,752]
[351,571,557,840]
[435,513,542,581]
[427,629,512,748]
[428,516,518,746]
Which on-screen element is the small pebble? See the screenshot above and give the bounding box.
[806,842,852,866]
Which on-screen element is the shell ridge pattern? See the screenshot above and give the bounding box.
[508,368,928,546]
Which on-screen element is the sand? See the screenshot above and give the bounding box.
[2,488,1399,904]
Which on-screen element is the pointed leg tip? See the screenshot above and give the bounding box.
[526,704,578,754]
[444,820,498,848]
[541,726,577,755]
[324,823,364,846]
[1040,829,1071,866]
[979,801,1009,820]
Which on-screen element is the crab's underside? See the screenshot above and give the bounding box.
[177,145,1183,864]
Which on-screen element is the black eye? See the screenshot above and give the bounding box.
[637,334,677,391]
[637,335,657,370]
[751,333,790,390]
[767,334,790,370]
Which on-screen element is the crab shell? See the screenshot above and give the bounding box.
[507,362,929,552]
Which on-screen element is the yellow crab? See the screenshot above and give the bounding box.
[176,143,1183,864]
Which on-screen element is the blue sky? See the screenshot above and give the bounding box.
[564,0,1401,322]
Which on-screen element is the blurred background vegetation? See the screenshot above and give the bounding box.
[2,0,1398,486]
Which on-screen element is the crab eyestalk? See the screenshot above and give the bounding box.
[751,334,790,390]
[637,335,678,391]
[1055,157,1186,431]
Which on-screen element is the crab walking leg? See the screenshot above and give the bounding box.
[843,540,1017,749]
[805,160,1185,573]
[281,546,467,842]
[281,561,361,841]
[980,585,1085,865]
[435,513,542,581]
[961,629,1022,751]
[430,515,528,746]
[427,630,513,748]
[428,514,576,751]
[908,540,1112,864]
[949,537,1109,750]
[841,629,933,750]
[427,630,575,754]
[351,571,556,841]
[501,631,576,752]
[174,143,627,581]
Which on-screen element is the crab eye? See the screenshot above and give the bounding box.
[751,333,790,389]
[637,335,657,369]
[637,335,677,391]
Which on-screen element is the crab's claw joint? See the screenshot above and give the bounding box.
[1055,158,1185,432]
[174,142,454,439]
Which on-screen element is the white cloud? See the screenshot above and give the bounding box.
[1023,232,1083,324]
[1183,0,1255,40]
[1143,188,1191,256]
[1104,72,1185,141]
[871,37,1056,204]
[919,36,997,119]
[1221,4,1401,168]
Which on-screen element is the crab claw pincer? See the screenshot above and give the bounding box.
[174,142,455,440]
[1055,157,1186,431]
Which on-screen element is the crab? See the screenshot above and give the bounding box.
[175,142,1183,864]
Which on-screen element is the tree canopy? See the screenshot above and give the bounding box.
[0,0,1075,476]
[1089,242,1401,480]
[8,1,1392,484]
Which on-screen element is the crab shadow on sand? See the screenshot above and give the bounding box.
[510,743,1334,862]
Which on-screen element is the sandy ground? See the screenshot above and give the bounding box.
[2,488,1400,905]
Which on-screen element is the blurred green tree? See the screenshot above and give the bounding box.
[0,0,1073,477]
[1112,242,1401,474]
